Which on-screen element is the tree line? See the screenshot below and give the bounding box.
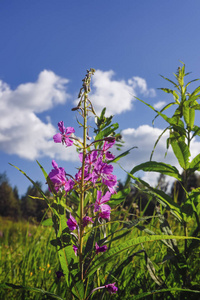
[0,172,49,222]
[1,171,200,222]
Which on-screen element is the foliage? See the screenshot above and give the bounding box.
[126,63,200,297]
[0,173,20,219]
[1,65,200,299]
[0,173,50,222]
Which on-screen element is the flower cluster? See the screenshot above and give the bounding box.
[78,137,117,194]
[48,121,117,223]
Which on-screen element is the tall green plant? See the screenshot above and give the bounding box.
[127,63,200,294]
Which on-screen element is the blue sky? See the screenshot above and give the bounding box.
[1,1,200,196]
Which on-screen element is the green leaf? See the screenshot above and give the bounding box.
[158,88,179,102]
[9,163,51,205]
[95,123,119,140]
[185,78,200,88]
[42,218,53,226]
[57,215,84,299]
[36,160,57,196]
[131,288,200,299]
[135,97,184,130]
[189,107,195,129]
[191,103,200,110]
[112,250,145,279]
[189,153,200,171]
[152,102,176,126]
[86,235,200,278]
[150,127,170,161]
[0,283,65,300]
[170,139,190,170]
[109,187,131,206]
[129,161,182,181]
[110,146,137,163]
[183,101,190,126]
[125,172,182,220]
[190,85,200,97]
[160,74,179,89]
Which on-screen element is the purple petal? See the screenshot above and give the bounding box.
[66,127,75,134]
[73,245,78,256]
[64,137,73,147]
[83,216,94,227]
[95,242,108,254]
[105,151,115,161]
[52,160,58,169]
[64,179,75,193]
[101,204,111,212]
[58,121,65,134]
[100,191,111,204]
[53,133,62,143]
[99,209,111,221]
[103,139,115,151]
[67,214,77,231]
[105,282,118,294]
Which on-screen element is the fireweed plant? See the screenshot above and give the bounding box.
[45,69,121,299]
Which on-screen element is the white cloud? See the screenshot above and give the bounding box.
[113,124,200,188]
[153,101,166,110]
[119,125,175,171]
[89,70,156,115]
[0,70,78,161]
[128,76,156,97]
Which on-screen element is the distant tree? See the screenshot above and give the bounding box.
[0,172,21,219]
[21,181,48,222]
[13,185,19,201]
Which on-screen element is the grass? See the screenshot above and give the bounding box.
[0,213,200,300]
[0,217,68,299]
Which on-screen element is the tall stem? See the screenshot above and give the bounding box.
[76,69,95,281]
[79,92,88,280]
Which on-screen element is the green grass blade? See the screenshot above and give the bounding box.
[131,287,200,299]
[0,283,65,300]
[86,235,200,278]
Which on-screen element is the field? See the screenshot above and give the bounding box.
[1,213,199,300]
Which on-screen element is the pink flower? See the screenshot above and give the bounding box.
[73,245,78,256]
[95,242,108,254]
[99,208,111,221]
[94,190,111,212]
[53,121,75,147]
[105,282,118,294]
[102,139,115,161]
[89,280,118,296]
[48,160,74,194]
[83,216,94,227]
[67,214,77,231]
[94,191,111,221]
[92,158,117,193]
